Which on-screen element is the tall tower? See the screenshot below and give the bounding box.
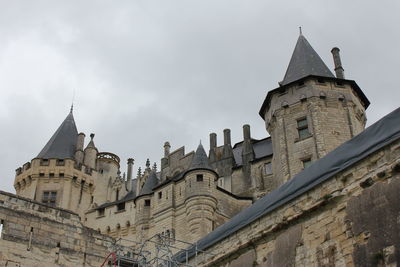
[259,33,370,186]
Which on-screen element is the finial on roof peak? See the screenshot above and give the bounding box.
[299,26,303,36]
[70,104,73,113]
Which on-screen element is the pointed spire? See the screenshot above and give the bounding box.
[281,34,335,86]
[37,111,78,159]
[137,167,142,178]
[138,171,159,196]
[145,158,151,170]
[85,133,97,150]
[152,162,157,172]
[189,142,213,171]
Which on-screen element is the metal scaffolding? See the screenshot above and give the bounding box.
[101,232,216,267]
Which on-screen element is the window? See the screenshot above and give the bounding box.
[0,219,3,239]
[56,159,64,166]
[196,174,203,182]
[158,191,162,199]
[42,191,57,206]
[317,78,326,84]
[91,196,94,203]
[39,172,45,177]
[49,173,54,178]
[144,199,151,207]
[117,202,125,211]
[264,162,272,175]
[116,189,119,201]
[40,159,49,166]
[302,158,312,169]
[98,208,105,217]
[297,118,311,139]
[59,173,64,178]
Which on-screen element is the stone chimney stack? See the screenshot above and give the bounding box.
[331,47,345,79]
[242,124,255,187]
[222,129,233,158]
[161,142,170,171]
[74,133,85,164]
[127,158,134,180]
[209,133,217,162]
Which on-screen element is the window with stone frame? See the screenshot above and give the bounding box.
[42,191,57,206]
[297,117,311,139]
[196,174,203,182]
[264,162,272,175]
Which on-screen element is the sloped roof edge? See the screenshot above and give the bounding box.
[176,106,400,262]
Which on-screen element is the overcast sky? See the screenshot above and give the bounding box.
[1,1,399,193]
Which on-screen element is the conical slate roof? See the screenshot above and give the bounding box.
[281,34,335,85]
[138,171,159,196]
[37,111,78,159]
[189,143,213,171]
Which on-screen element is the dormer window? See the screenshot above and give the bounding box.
[40,159,49,166]
[56,159,65,166]
[117,202,125,211]
[158,192,162,199]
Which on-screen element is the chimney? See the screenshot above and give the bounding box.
[242,124,255,185]
[127,158,134,180]
[164,142,171,157]
[161,142,170,170]
[222,129,233,159]
[223,129,231,145]
[331,47,345,79]
[209,133,217,162]
[74,133,85,164]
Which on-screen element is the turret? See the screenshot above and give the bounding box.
[184,143,217,239]
[259,33,369,185]
[84,133,98,169]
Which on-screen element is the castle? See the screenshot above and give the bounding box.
[1,33,400,266]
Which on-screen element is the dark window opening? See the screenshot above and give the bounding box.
[39,172,45,177]
[144,199,151,207]
[40,159,49,166]
[336,81,344,86]
[116,189,119,201]
[158,191,162,199]
[98,208,105,217]
[297,118,311,139]
[72,176,78,182]
[91,196,94,203]
[56,159,64,166]
[264,162,272,175]
[196,174,203,182]
[317,78,325,84]
[49,173,54,178]
[0,219,4,239]
[42,191,57,206]
[302,158,312,169]
[59,173,64,178]
[298,81,305,87]
[117,202,125,211]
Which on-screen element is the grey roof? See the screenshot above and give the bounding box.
[176,106,400,262]
[37,111,78,159]
[138,171,159,196]
[281,34,335,85]
[233,137,273,166]
[189,143,213,171]
[96,179,138,210]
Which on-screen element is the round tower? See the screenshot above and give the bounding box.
[83,133,98,169]
[184,143,217,239]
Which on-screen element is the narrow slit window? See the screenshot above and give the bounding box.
[0,219,4,239]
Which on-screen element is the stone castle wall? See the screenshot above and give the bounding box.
[188,138,400,266]
[0,191,115,267]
